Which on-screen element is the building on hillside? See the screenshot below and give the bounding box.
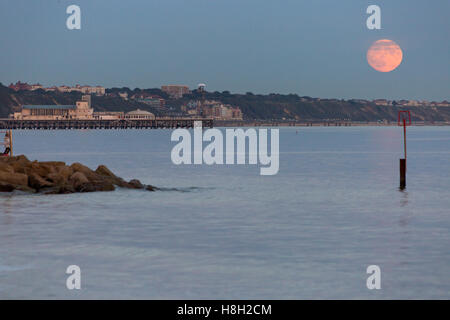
[118,92,128,100]
[12,95,94,120]
[57,85,72,93]
[161,85,190,99]
[373,99,389,106]
[30,83,44,91]
[182,100,243,120]
[79,85,105,95]
[135,97,165,109]
[124,109,155,120]
[8,81,31,91]
[433,101,450,107]
[7,82,106,95]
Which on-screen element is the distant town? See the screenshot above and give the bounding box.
[7,82,243,121]
[2,81,450,125]
[8,81,450,108]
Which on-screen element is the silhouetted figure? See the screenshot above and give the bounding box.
[3,132,11,156]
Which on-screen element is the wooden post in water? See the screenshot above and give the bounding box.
[400,158,406,189]
[398,111,410,190]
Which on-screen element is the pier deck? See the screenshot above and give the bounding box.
[0,118,213,130]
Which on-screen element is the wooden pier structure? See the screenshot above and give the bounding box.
[0,118,213,130]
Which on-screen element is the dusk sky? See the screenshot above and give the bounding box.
[0,0,448,100]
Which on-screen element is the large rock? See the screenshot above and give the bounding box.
[95,165,128,187]
[43,184,76,195]
[28,173,53,190]
[87,182,115,192]
[0,162,14,173]
[127,179,144,189]
[0,171,28,187]
[95,165,117,178]
[3,155,30,164]
[9,157,32,174]
[39,161,66,167]
[70,163,100,181]
[24,162,57,179]
[54,166,74,183]
[0,182,15,192]
[69,171,89,189]
[0,182,35,193]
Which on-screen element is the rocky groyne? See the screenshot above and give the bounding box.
[0,155,155,194]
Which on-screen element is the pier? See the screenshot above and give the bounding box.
[0,118,213,130]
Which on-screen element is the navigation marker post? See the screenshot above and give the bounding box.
[398,111,411,189]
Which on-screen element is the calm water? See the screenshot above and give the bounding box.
[0,127,449,299]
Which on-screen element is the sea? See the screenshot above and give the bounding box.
[0,126,449,299]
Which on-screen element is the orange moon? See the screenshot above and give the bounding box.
[367,39,403,72]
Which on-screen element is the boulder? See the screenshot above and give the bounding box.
[6,155,30,164]
[56,166,74,182]
[95,165,117,178]
[0,182,15,192]
[15,185,37,193]
[0,171,28,187]
[26,162,57,179]
[127,179,144,189]
[69,171,89,189]
[95,165,127,186]
[44,184,76,195]
[47,172,66,186]
[75,183,96,193]
[0,182,36,193]
[0,162,14,173]
[70,163,99,181]
[39,161,66,167]
[9,157,32,174]
[93,182,115,192]
[28,173,54,190]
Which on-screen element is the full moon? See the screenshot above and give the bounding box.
[367,39,403,72]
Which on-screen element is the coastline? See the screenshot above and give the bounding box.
[215,120,450,127]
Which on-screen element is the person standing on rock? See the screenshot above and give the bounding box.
[2,131,11,156]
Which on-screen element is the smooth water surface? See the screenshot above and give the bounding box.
[0,127,449,299]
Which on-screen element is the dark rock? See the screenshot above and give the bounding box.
[28,173,53,190]
[0,182,16,192]
[128,179,144,189]
[43,184,76,195]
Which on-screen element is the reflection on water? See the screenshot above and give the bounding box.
[399,190,409,207]
[0,127,449,299]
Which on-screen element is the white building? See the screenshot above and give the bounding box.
[124,109,155,120]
